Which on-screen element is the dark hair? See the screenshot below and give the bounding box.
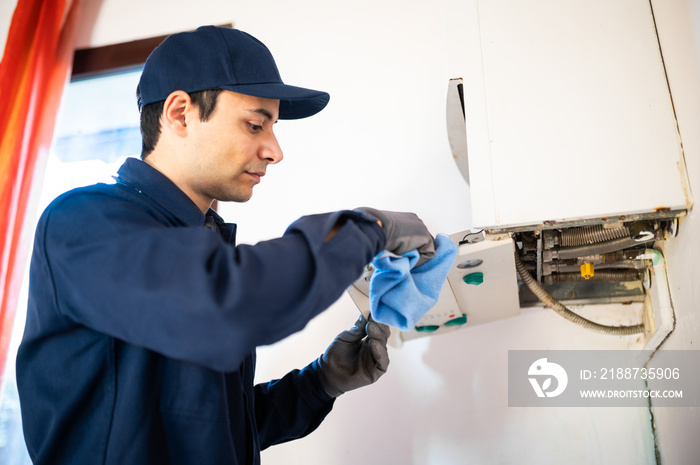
[136,86,223,158]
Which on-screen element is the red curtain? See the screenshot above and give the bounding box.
[0,0,81,381]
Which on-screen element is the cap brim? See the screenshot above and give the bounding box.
[220,83,330,120]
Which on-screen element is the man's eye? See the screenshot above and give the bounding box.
[249,123,263,132]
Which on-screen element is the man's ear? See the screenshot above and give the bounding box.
[161,91,193,137]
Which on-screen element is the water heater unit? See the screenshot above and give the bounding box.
[349,0,691,349]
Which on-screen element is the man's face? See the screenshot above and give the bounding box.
[184,90,283,204]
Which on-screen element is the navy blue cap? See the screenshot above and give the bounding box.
[138,26,330,120]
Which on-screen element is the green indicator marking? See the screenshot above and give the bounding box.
[463,272,484,285]
[414,325,440,333]
[444,315,468,326]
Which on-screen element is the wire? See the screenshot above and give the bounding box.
[460,229,484,245]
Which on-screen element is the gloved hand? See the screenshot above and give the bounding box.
[316,314,391,397]
[357,207,436,266]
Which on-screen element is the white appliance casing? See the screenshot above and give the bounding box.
[461,0,691,230]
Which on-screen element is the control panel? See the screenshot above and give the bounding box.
[347,230,521,343]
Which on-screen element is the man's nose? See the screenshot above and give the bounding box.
[260,131,283,164]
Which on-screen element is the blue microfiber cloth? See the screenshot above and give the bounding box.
[369,233,458,331]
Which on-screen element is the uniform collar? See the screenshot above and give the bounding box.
[115,157,206,227]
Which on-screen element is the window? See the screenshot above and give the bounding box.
[0,66,142,465]
[0,30,172,462]
[0,27,231,463]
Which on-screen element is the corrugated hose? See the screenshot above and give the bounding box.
[513,240,645,336]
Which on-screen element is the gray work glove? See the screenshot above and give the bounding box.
[316,314,391,397]
[357,207,436,267]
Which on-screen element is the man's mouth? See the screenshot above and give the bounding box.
[246,171,265,183]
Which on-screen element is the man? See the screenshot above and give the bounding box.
[16,26,435,464]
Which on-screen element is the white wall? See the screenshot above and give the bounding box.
[6,0,700,463]
[644,2,700,464]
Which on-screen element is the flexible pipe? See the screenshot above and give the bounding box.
[514,242,644,336]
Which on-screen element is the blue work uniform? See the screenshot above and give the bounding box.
[16,157,385,465]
